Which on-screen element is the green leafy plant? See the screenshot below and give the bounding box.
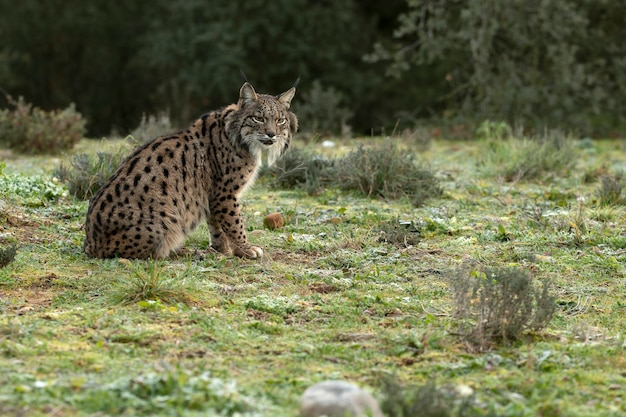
[53,148,129,200]
[0,94,85,154]
[0,173,67,206]
[79,369,260,415]
[447,262,556,352]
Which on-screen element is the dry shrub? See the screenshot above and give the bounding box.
[447,261,556,352]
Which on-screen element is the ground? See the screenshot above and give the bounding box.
[0,137,624,416]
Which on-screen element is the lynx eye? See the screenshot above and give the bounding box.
[276,118,287,126]
[252,116,265,124]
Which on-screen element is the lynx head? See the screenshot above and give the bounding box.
[226,82,298,166]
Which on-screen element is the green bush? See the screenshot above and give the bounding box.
[264,141,442,206]
[447,262,556,352]
[0,94,85,154]
[53,147,129,200]
[336,140,442,207]
[262,147,336,195]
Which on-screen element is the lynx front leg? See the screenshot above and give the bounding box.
[207,216,233,256]
[209,200,263,259]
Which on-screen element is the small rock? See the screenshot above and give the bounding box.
[300,380,383,417]
[263,212,284,230]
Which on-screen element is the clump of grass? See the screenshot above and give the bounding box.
[0,244,17,268]
[53,147,129,200]
[0,93,85,154]
[336,140,442,207]
[129,112,173,145]
[479,128,577,181]
[597,173,625,206]
[110,260,195,306]
[265,141,442,206]
[447,261,556,352]
[377,218,421,247]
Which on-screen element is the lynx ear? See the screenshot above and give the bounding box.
[239,82,258,105]
[278,87,296,109]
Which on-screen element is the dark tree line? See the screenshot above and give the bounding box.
[1,0,625,137]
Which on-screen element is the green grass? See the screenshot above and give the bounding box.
[0,137,624,416]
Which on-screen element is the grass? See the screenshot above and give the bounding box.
[0,135,624,416]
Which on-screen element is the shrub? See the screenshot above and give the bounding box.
[447,262,556,352]
[53,147,129,200]
[379,377,494,417]
[264,141,442,206]
[479,129,578,181]
[336,140,442,207]
[597,173,625,206]
[129,112,173,145]
[262,147,336,195]
[0,94,85,154]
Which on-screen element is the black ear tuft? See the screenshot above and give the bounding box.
[240,69,249,83]
[292,76,301,89]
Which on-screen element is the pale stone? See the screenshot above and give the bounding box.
[300,380,383,417]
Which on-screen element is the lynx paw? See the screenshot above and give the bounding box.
[234,245,264,259]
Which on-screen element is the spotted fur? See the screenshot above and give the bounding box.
[84,82,297,259]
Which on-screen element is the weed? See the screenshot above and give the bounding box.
[0,93,85,154]
[447,261,556,352]
[475,119,513,140]
[0,244,17,268]
[336,140,442,207]
[597,173,625,206]
[129,112,173,145]
[109,260,196,306]
[53,147,129,200]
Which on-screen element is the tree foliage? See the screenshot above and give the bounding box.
[0,0,624,137]
[369,0,626,135]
